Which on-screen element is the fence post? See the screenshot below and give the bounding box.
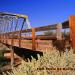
[56,23,62,40]
[69,15,75,53]
[32,28,36,50]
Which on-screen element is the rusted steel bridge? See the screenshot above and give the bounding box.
[0,12,75,68]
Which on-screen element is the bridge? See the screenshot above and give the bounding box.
[0,12,75,69]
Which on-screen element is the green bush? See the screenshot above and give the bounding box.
[3,48,75,75]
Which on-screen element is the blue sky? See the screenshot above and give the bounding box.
[0,0,75,27]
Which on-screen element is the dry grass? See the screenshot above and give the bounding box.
[3,48,75,75]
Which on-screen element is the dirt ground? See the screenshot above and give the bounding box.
[0,43,10,51]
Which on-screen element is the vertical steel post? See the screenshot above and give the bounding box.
[56,23,62,40]
[69,15,75,53]
[19,31,21,47]
[11,33,14,68]
[32,28,36,50]
[11,31,14,68]
[19,18,25,47]
[10,48,14,69]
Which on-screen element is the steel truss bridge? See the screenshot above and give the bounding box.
[0,12,75,69]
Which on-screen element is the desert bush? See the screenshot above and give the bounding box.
[3,48,75,75]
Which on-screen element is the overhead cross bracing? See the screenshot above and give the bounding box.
[0,12,31,34]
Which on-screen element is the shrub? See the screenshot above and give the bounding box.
[3,48,75,75]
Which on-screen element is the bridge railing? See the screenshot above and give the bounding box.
[0,20,69,52]
[0,14,75,53]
